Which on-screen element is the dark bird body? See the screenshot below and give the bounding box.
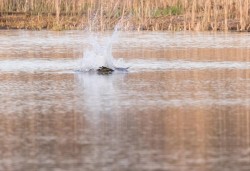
[97,66,114,75]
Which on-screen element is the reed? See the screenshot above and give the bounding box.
[0,0,249,31]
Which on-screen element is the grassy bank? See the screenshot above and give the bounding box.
[0,0,249,31]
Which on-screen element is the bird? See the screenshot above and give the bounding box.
[97,66,114,75]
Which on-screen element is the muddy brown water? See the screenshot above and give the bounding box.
[0,30,250,171]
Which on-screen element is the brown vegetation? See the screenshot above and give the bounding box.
[0,0,249,31]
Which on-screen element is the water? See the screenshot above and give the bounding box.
[0,30,250,171]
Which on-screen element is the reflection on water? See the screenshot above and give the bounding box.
[0,31,250,171]
[76,73,128,114]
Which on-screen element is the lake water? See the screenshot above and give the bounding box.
[0,30,250,171]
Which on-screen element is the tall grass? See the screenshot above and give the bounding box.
[0,0,249,31]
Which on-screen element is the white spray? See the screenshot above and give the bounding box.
[80,25,126,72]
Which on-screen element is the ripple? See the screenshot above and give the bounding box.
[1,59,250,73]
[0,59,79,73]
[129,60,250,71]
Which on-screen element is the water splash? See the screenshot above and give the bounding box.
[79,26,127,72]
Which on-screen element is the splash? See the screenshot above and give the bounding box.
[80,26,127,72]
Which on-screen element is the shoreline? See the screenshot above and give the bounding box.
[0,14,248,32]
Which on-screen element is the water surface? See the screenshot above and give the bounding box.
[0,30,250,171]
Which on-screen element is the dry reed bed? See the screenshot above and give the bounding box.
[0,0,249,31]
